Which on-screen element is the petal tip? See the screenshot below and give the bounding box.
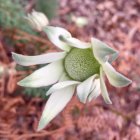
[116,77,132,87]
[79,99,86,104]
[37,118,47,131]
[105,100,112,104]
[127,79,132,84]
[17,79,29,87]
[17,81,24,86]
[11,52,15,55]
[11,52,20,64]
[36,125,44,132]
[11,52,16,58]
[124,79,132,87]
[46,90,51,96]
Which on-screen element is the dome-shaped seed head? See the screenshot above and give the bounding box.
[64,48,100,81]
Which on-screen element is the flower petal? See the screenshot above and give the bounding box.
[59,73,70,82]
[108,53,119,63]
[77,74,98,104]
[46,80,80,96]
[102,62,132,87]
[91,38,119,64]
[18,60,63,87]
[59,36,91,49]
[12,52,66,66]
[100,67,112,104]
[44,26,72,51]
[37,85,75,131]
[88,79,101,102]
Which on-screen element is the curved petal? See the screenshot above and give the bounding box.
[108,53,119,63]
[37,85,75,131]
[77,74,98,104]
[100,67,112,104]
[12,52,66,66]
[102,62,132,87]
[88,79,101,102]
[59,36,91,49]
[46,80,80,96]
[91,38,119,64]
[59,73,70,82]
[18,60,64,87]
[44,26,72,51]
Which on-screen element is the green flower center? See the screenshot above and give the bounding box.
[64,48,100,81]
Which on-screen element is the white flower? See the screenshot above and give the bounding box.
[12,26,132,131]
[71,16,88,27]
[26,10,49,31]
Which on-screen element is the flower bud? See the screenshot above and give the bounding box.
[71,16,88,28]
[26,10,49,31]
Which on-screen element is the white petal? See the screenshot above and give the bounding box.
[12,52,66,66]
[46,80,80,96]
[59,72,70,82]
[37,85,75,131]
[108,53,119,63]
[102,62,132,87]
[100,67,112,104]
[59,36,91,49]
[91,38,119,64]
[88,79,101,102]
[18,60,64,87]
[77,74,98,104]
[44,26,71,51]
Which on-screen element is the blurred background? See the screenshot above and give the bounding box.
[0,0,140,140]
